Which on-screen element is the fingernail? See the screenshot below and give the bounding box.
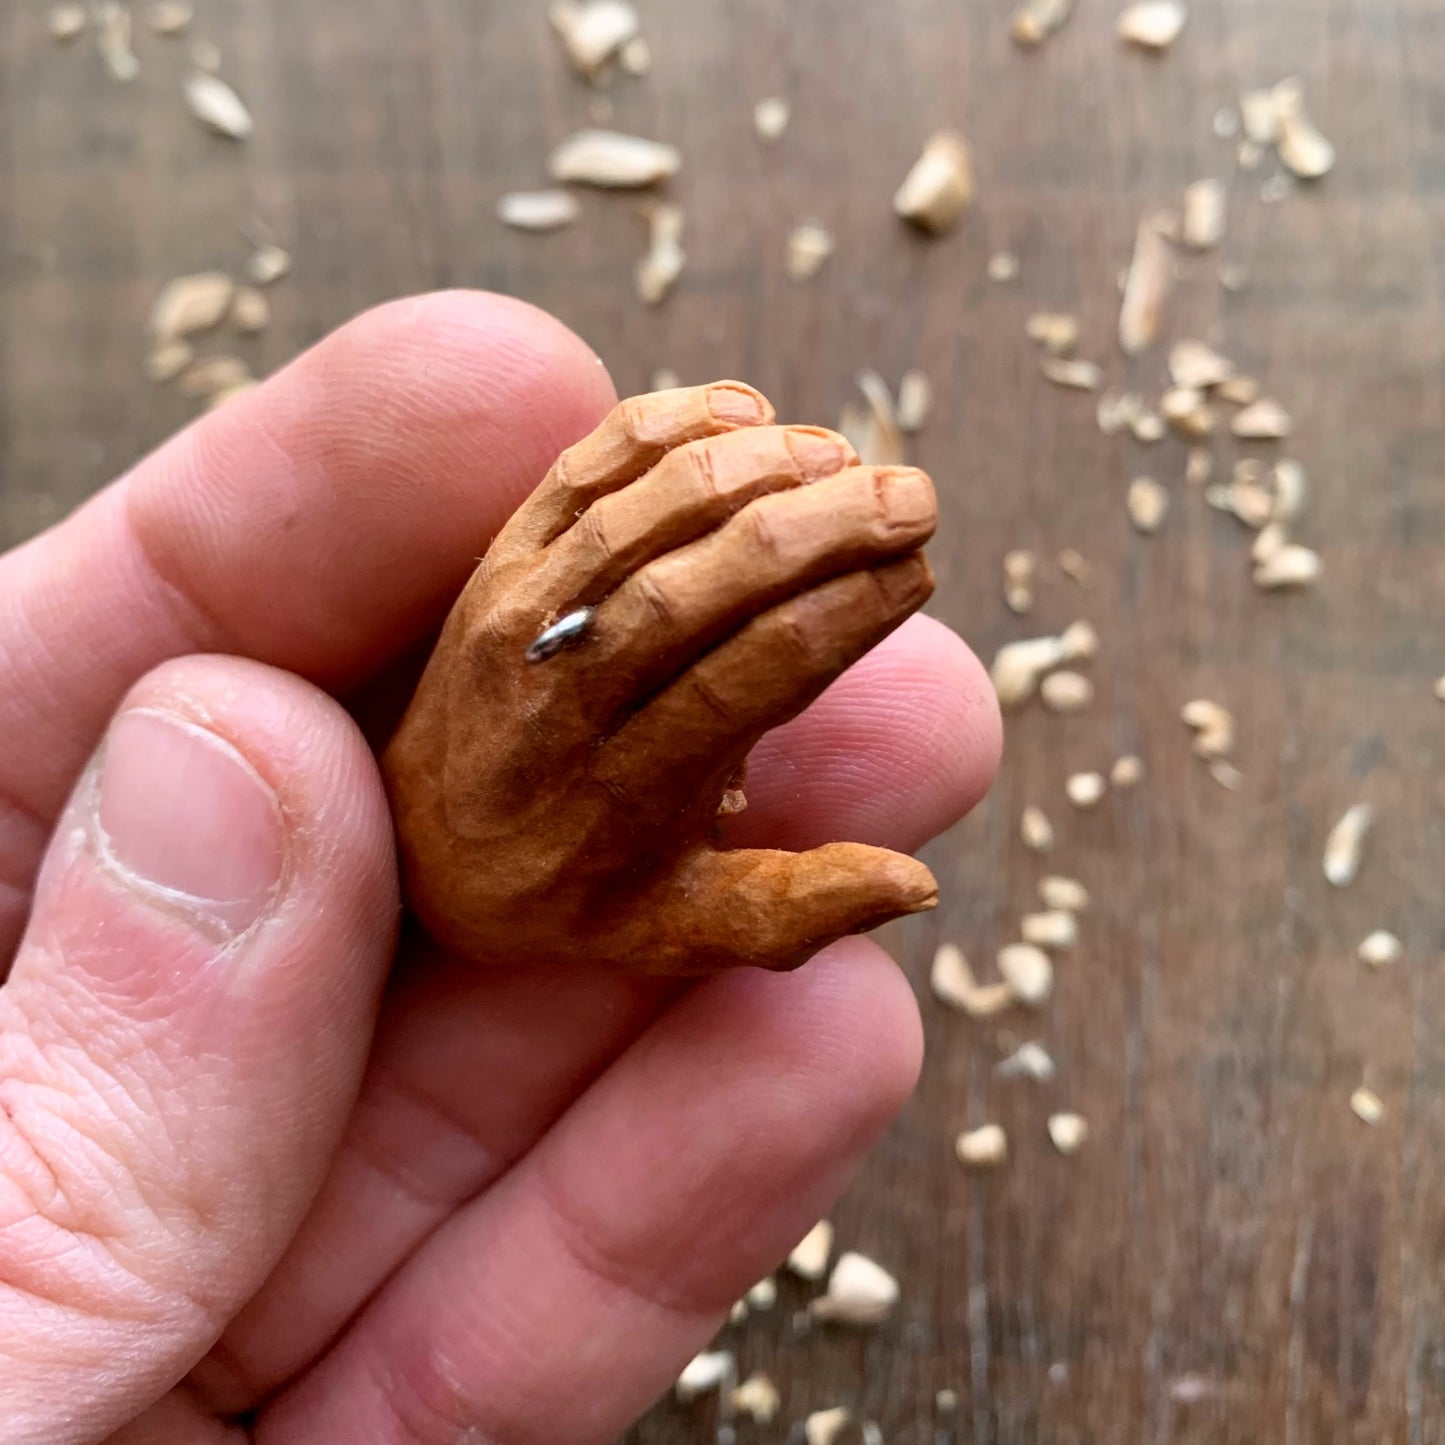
[95,709,286,936]
[708,384,766,426]
[788,427,848,480]
[880,467,937,529]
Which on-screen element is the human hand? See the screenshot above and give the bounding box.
[0,292,1000,1444]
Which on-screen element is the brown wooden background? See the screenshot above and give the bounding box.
[4,2,1444,1441]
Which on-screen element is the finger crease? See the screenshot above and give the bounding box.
[120,500,236,662]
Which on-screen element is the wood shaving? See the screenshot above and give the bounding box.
[1066,771,1107,809]
[1097,389,1143,435]
[1240,88,1281,146]
[1040,875,1090,912]
[730,1374,781,1424]
[805,1408,853,1445]
[896,370,932,432]
[177,355,252,399]
[1181,699,1234,758]
[1350,1087,1384,1126]
[930,944,1015,1018]
[1206,474,1273,528]
[1023,909,1079,949]
[150,272,235,340]
[1041,669,1094,712]
[1062,619,1100,660]
[1048,1112,1089,1154]
[843,371,906,466]
[146,1,192,34]
[1131,410,1166,443]
[144,339,192,383]
[1254,544,1321,590]
[786,222,836,281]
[1271,458,1308,520]
[956,1123,1008,1168]
[1324,803,1373,887]
[1127,476,1169,533]
[996,1040,1056,1082]
[1170,339,1234,390]
[247,244,291,286]
[1011,0,1073,47]
[1160,387,1214,437]
[787,1220,834,1281]
[1182,179,1226,249]
[1185,447,1213,487]
[1231,398,1292,439]
[1209,760,1244,790]
[1216,374,1261,406]
[1214,107,1241,139]
[185,72,253,139]
[48,4,87,41]
[636,201,685,305]
[937,1388,960,1413]
[1117,1,1186,50]
[1042,357,1103,391]
[1058,548,1094,587]
[746,1275,776,1310]
[988,250,1021,282]
[230,287,269,332]
[675,1350,734,1401]
[1021,805,1055,853]
[754,96,790,142]
[1119,212,1174,354]
[548,1,640,77]
[189,36,220,71]
[1004,549,1036,614]
[1219,262,1250,292]
[999,942,1054,1004]
[1358,930,1402,969]
[1111,754,1144,788]
[547,129,680,187]
[1251,522,1289,566]
[991,624,1094,707]
[96,2,139,82]
[497,189,581,232]
[811,1252,900,1325]
[894,131,974,235]
[1275,78,1335,179]
[1435,676,1445,703]
[650,366,680,392]
[1027,312,1080,355]
[618,35,651,76]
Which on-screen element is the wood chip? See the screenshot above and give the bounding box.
[1096,391,1142,435]
[1350,1087,1384,1126]
[1184,447,1213,487]
[547,129,680,187]
[786,222,835,281]
[996,1040,1056,1082]
[150,272,235,340]
[1206,477,1273,529]
[48,4,87,41]
[1041,669,1093,712]
[894,131,974,235]
[1181,699,1234,758]
[246,244,291,286]
[1161,386,1215,437]
[999,942,1054,1005]
[811,1252,900,1325]
[618,34,651,75]
[230,286,269,332]
[549,1,641,76]
[1254,543,1321,590]
[1209,759,1244,791]
[896,370,932,432]
[636,201,685,305]
[787,1220,834,1281]
[845,371,906,467]
[754,96,790,142]
[1021,805,1055,853]
[1435,675,1445,703]
[144,339,193,383]
[146,1,192,34]
[1127,476,1169,533]
[1118,0,1186,49]
[956,1123,1008,1168]
[650,366,680,392]
[189,36,220,72]
[988,250,1021,282]
[1027,312,1080,355]
[1216,374,1261,406]
[805,1407,853,1445]
[1169,339,1234,390]
[1012,0,1074,47]
[1004,549,1036,614]
[1275,78,1335,180]
[1048,1112,1089,1154]
[991,623,1095,706]
[1058,548,1094,587]
[1040,875,1090,912]
[1251,522,1289,567]
[1240,88,1281,146]
[177,355,252,399]
[730,1374,781,1424]
[1324,803,1373,887]
[185,72,253,139]
[1232,398,1292,439]
[1358,930,1402,969]
[675,1350,733,1401]
[1066,771,1107,809]
[1042,357,1103,391]
[1131,410,1166,443]
[96,2,139,81]
[1111,754,1144,788]
[1182,178,1226,249]
[931,944,1015,1018]
[1119,212,1173,354]
[1023,909,1079,949]
[497,189,581,232]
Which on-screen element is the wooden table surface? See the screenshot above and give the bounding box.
[4,2,1444,1441]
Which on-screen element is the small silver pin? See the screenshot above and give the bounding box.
[525,606,596,663]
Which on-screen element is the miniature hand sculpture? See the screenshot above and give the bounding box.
[383,381,940,973]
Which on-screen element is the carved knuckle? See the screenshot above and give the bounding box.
[682,439,720,503]
[687,673,737,728]
[632,570,680,633]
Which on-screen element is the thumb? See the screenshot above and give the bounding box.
[0,656,397,1445]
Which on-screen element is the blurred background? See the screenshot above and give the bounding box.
[4,2,1444,1441]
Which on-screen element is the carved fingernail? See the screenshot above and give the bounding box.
[789,428,847,479]
[708,384,765,426]
[880,467,937,527]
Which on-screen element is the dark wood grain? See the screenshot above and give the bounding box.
[4,2,1444,1441]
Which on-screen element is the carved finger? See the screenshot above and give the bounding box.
[490,382,774,567]
[592,556,934,825]
[649,843,939,974]
[573,466,937,726]
[528,425,856,610]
